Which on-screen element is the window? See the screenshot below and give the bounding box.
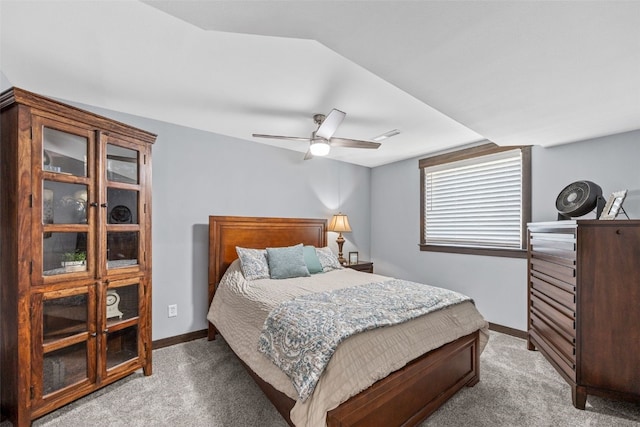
[419,143,531,258]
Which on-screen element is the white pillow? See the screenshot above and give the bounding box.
[315,247,343,272]
[235,247,269,280]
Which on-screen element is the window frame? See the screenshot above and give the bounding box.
[419,142,531,259]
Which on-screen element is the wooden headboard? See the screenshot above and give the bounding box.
[207,215,327,339]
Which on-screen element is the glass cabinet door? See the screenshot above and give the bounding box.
[106,144,138,184]
[102,280,142,375]
[42,127,88,177]
[36,118,94,280]
[104,140,145,273]
[32,287,96,401]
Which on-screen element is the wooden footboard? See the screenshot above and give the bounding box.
[326,330,479,427]
[234,330,479,427]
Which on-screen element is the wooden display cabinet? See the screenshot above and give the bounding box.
[0,88,156,426]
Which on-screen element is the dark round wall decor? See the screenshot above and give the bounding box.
[555,181,605,220]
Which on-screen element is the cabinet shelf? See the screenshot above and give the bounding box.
[43,323,87,344]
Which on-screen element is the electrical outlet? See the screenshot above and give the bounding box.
[168,304,178,318]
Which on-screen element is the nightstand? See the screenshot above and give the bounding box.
[345,261,374,273]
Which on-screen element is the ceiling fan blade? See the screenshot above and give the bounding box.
[252,134,310,142]
[315,109,346,140]
[303,149,314,160]
[329,138,381,149]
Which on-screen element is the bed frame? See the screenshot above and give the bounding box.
[207,215,480,427]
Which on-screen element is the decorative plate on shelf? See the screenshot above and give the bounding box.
[110,205,132,223]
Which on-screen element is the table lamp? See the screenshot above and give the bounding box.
[328,213,351,265]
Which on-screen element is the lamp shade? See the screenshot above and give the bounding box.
[328,213,352,233]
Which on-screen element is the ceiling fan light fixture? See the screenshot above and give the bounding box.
[309,139,331,156]
[253,109,381,160]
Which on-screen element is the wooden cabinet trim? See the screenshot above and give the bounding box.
[1,88,157,144]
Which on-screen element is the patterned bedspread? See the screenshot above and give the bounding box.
[257,279,471,401]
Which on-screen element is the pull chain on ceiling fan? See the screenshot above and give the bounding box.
[252,109,381,160]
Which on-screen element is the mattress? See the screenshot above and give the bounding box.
[207,260,489,426]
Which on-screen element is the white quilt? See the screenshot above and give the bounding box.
[207,260,489,427]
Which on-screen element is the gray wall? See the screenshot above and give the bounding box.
[3,75,638,337]
[371,130,640,331]
[5,88,372,341]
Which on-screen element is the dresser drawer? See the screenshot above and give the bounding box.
[531,289,575,324]
[530,274,575,312]
[530,309,576,352]
[529,242,576,258]
[530,316,575,370]
[529,329,576,381]
[530,268,575,295]
[530,257,576,285]
[529,232,576,255]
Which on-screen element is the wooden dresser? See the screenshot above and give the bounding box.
[527,220,640,409]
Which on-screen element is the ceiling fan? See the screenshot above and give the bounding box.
[252,109,381,160]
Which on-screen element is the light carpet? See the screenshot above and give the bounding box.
[5,331,638,426]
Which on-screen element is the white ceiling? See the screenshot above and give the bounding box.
[1,1,639,167]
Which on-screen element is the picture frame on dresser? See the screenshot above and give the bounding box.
[348,251,359,264]
[599,190,628,220]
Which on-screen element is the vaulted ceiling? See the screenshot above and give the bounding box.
[1,1,638,167]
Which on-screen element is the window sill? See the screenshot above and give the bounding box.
[419,244,527,259]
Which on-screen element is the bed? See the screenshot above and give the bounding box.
[207,215,489,426]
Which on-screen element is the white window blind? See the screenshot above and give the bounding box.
[423,148,523,249]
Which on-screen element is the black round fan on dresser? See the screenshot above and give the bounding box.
[555,180,605,220]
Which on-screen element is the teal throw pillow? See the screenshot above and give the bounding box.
[266,244,310,279]
[303,245,323,274]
